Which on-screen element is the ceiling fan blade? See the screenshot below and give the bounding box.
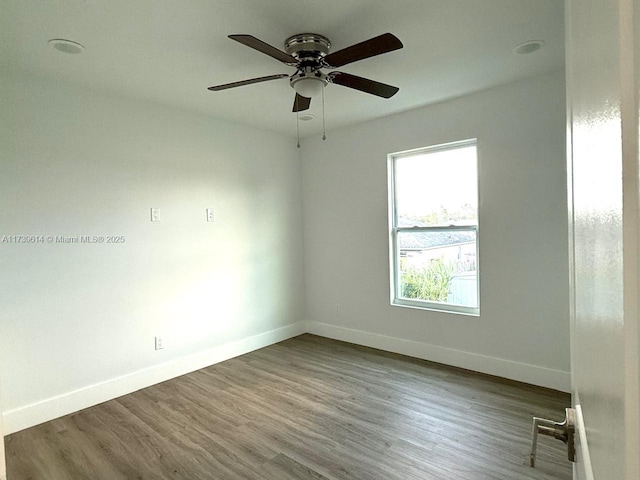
[208,74,289,91]
[328,71,399,98]
[229,34,297,65]
[324,33,403,68]
[292,94,311,112]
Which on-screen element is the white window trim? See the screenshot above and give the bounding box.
[388,139,480,316]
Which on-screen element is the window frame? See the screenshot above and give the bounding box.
[388,139,480,316]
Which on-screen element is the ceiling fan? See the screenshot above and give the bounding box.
[208,33,404,113]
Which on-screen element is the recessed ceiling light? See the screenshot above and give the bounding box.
[514,40,544,55]
[298,114,315,122]
[48,39,85,55]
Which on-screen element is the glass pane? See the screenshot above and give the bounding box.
[395,144,477,227]
[398,230,477,308]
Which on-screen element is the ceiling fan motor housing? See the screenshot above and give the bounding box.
[284,33,331,61]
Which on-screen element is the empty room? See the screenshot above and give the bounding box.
[1,0,638,479]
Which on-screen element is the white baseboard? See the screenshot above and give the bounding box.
[3,320,570,435]
[306,321,571,392]
[2,322,306,435]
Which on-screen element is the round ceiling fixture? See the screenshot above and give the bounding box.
[514,40,544,55]
[298,114,315,122]
[48,39,85,55]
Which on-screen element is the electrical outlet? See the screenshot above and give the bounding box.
[206,208,214,222]
[155,336,164,350]
[151,208,160,222]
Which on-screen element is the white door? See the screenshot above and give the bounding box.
[565,0,639,479]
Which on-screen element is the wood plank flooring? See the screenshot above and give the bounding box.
[6,334,572,479]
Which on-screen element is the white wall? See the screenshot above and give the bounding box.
[301,70,571,390]
[0,68,570,438]
[0,71,305,433]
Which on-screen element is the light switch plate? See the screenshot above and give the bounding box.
[151,208,160,222]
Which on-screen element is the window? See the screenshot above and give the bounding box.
[389,140,479,315]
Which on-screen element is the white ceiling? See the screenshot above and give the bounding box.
[1,0,564,138]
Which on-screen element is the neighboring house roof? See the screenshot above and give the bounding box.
[399,231,475,250]
[398,216,475,250]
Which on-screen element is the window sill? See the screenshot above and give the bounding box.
[391,298,480,317]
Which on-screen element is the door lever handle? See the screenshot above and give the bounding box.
[529,407,576,467]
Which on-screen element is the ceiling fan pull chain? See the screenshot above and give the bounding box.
[296,108,301,148]
[322,87,327,141]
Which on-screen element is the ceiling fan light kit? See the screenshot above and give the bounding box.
[208,32,403,145]
[290,70,327,98]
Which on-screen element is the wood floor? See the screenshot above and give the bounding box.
[6,334,571,480]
